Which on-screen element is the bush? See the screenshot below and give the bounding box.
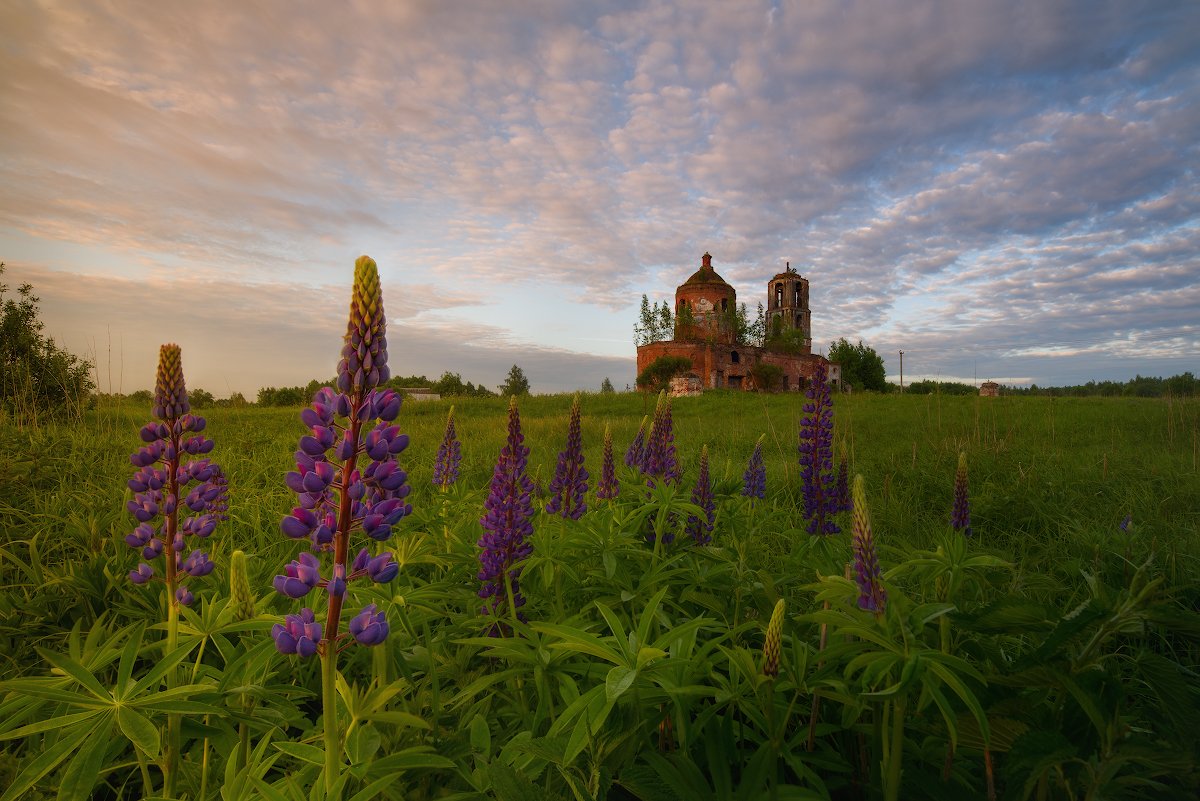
[749,362,784,391]
[636,355,692,392]
[0,263,94,424]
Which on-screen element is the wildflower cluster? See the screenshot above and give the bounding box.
[478,397,535,630]
[950,451,971,536]
[596,424,619,501]
[742,435,765,500]
[642,390,681,486]
[625,414,649,468]
[433,406,461,491]
[685,444,715,545]
[545,395,588,519]
[125,344,226,606]
[799,362,840,535]
[272,256,410,657]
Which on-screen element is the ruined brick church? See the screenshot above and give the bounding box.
[636,253,840,394]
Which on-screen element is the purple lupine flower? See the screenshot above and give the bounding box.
[950,451,971,537]
[625,415,649,469]
[685,445,716,545]
[123,344,226,608]
[742,436,766,500]
[274,256,410,659]
[644,391,681,487]
[851,475,887,615]
[478,397,536,633]
[1119,514,1132,533]
[432,406,462,492]
[799,362,840,536]
[546,395,589,520]
[349,604,389,646]
[272,608,322,657]
[596,424,619,501]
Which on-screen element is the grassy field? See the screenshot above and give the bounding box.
[1,390,1198,799]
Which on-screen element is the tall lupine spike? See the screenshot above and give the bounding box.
[546,395,589,520]
[432,406,462,492]
[229,550,256,622]
[950,451,971,537]
[596,423,619,501]
[124,344,226,607]
[478,397,536,634]
[799,362,840,536]
[273,256,409,659]
[273,255,411,793]
[685,444,715,545]
[624,414,649,470]
[762,598,786,677]
[644,390,681,487]
[851,475,887,615]
[742,435,766,500]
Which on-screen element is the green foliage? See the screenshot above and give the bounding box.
[1,393,1199,799]
[1003,372,1199,398]
[600,377,616,394]
[636,355,692,391]
[0,263,94,424]
[256,385,306,406]
[905,380,978,395]
[747,362,783,392]
[634,294,674,346]
[499,364,531,396]
[828,337,887,392]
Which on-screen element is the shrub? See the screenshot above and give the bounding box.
[636,355,691,392]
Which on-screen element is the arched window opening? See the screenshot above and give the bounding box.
[774,283,783,308]
[793,283,800,306]
[731,351,740,364]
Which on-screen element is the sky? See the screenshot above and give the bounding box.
[1,0,1197,396]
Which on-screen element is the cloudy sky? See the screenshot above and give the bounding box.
[2,0,1197,395]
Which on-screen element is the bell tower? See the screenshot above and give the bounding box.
[766,263,811,353]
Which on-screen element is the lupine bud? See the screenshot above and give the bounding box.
[742,435,766,500]
[153,344,190,418]
[337,256,390,394]
[762,599,786,677]
[546,395,589,520]
[130,563,154,584]
[174,586,194,606]
[799,362,840,536]
[950,451,971,537]
[229,550,256,622]
[478,397,535,633]
[851,475,887,615]
[349,604,388,646]
[596,424,619,500]
[179,549,214,577]
[685,445,715,545]
[432,406,462,491]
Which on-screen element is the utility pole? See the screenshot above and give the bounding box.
[898,350,904,393]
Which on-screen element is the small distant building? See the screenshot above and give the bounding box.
[979,381,1000,397]
[636,253,838,395]
[400,388,442,401]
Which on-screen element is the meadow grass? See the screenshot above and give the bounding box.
[1,390,1198,799]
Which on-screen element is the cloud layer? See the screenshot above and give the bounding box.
[1,0,1196,393]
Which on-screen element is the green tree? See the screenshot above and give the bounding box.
[0,263,94,423]
[600,377,615,393]
[499,364,531,396]
[189,388,216,408]
[828,338,887,392]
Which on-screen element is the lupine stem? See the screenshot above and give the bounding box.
[322,643,340,796]
[884,697,906,801]
[164,598,180,798]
